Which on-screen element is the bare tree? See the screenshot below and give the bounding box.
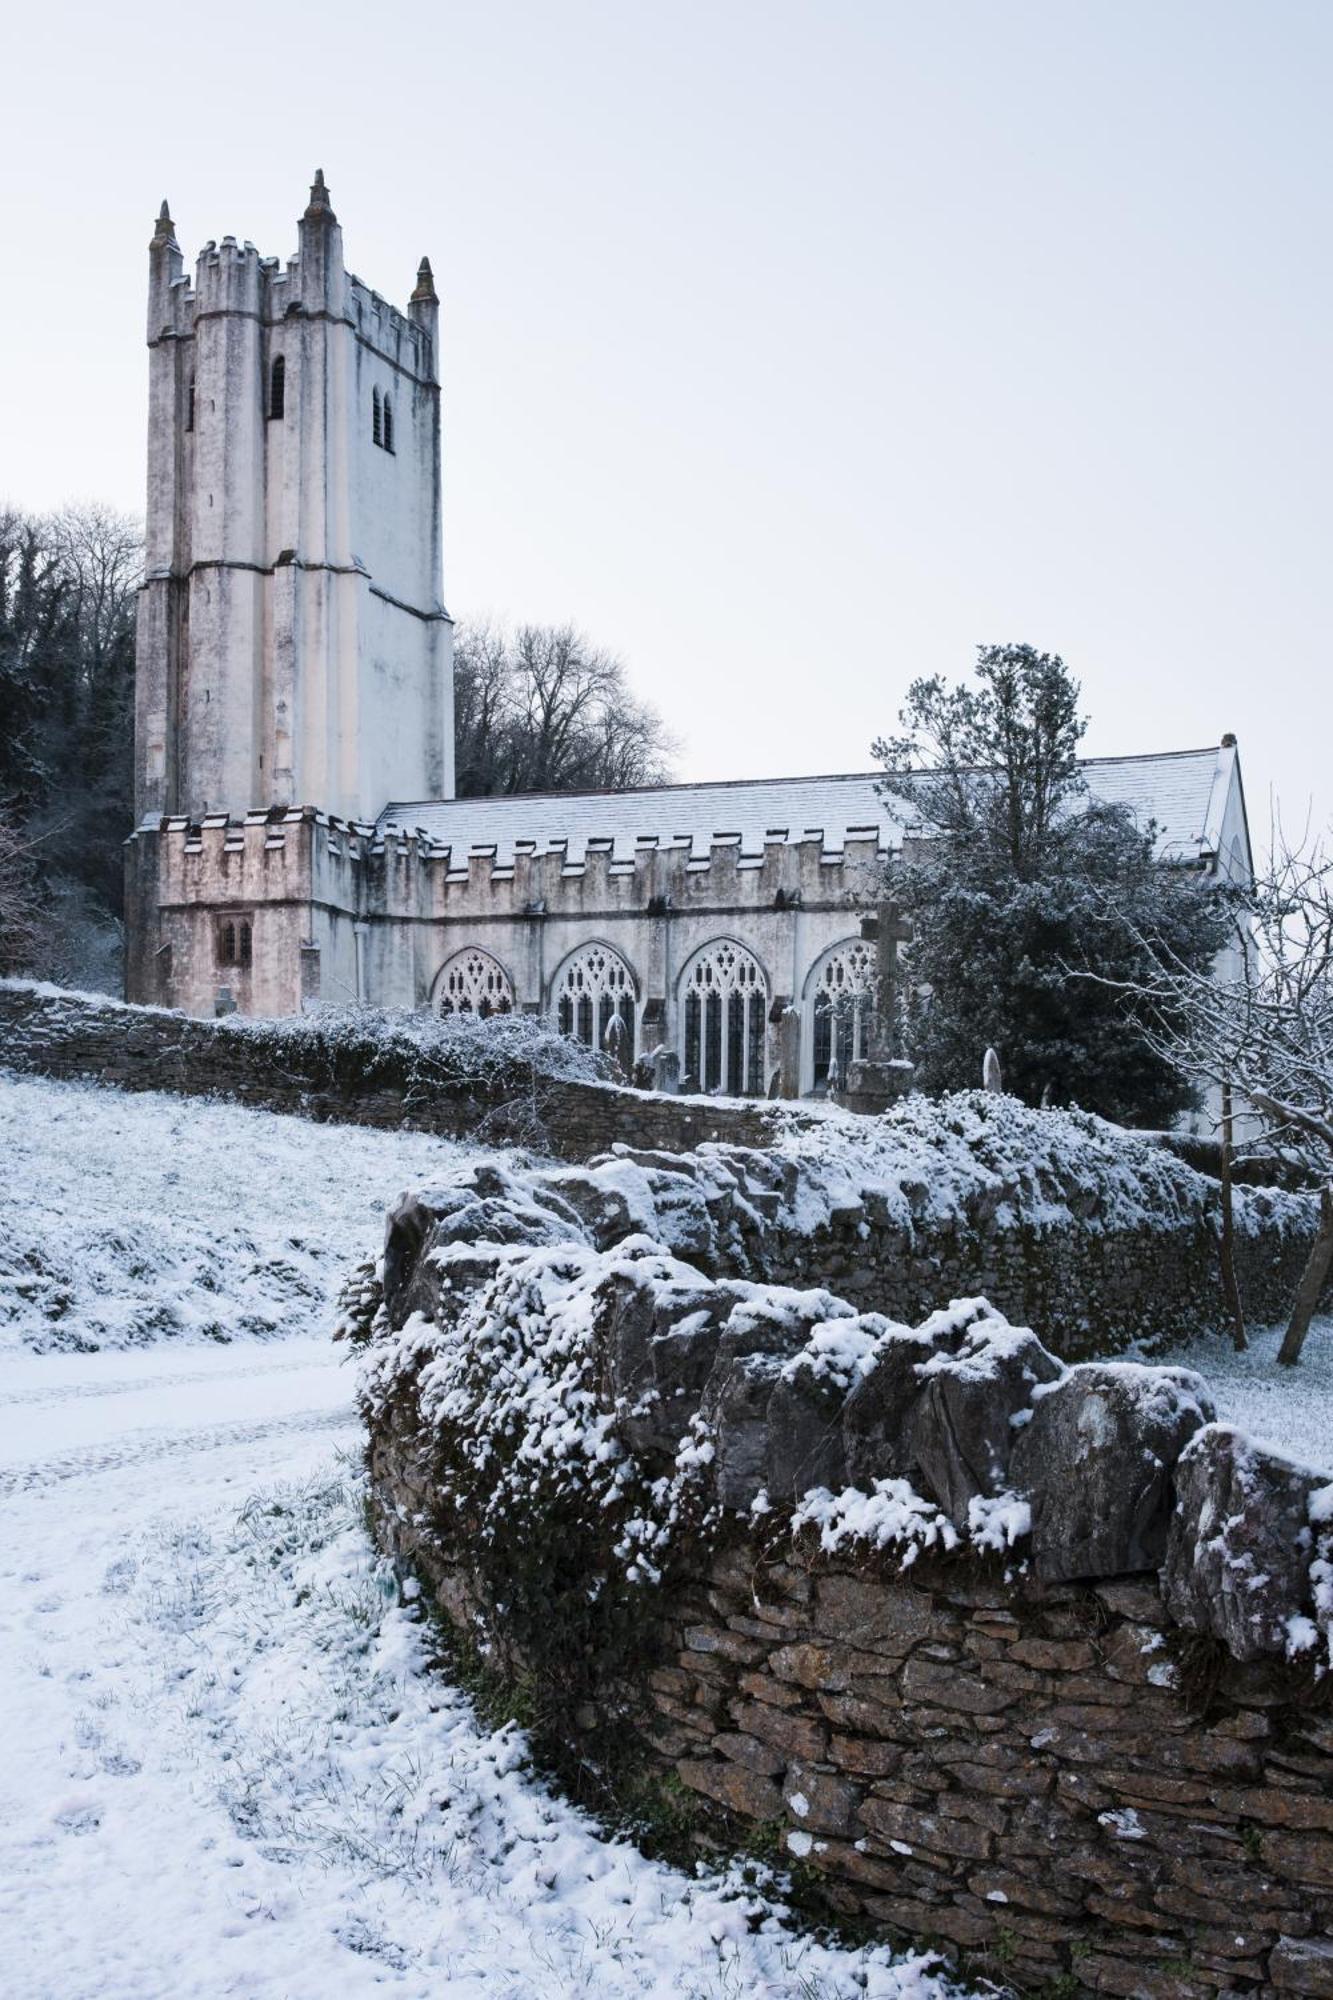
[46,502,142,674]
[0,502,141,983]
[0,809,47,975]
[1120,825,1333,1365]
[454,621,674,797]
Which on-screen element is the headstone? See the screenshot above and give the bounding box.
[603,1012,631,1080]
[652,1047,681,1094]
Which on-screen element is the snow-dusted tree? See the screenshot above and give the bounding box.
[0,502,141,929]
[875,645,1228,1126]
[0,809,45,975]
[1121,829,1333,1365]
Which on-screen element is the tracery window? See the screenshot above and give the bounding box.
[372,386,382,447]
[808,938,875,1092]
[268,354,285,420]
[433,947,514,1019]
[553,942,637,1060]
[680,939,768,1097]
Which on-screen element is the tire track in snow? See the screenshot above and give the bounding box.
[0,1353,340,1410]
[0,1405,358,1496]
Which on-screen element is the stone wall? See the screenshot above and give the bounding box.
[0,983,776,1154]
[358,1189,1333,1999]
[2,984,1321,1352]
[391,1524,1333,1999]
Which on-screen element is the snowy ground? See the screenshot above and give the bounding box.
[1156,1317,1333,1476]
[0,1072,474,1353]
[3,1070,1328,1999]
[0,1073,960,2000]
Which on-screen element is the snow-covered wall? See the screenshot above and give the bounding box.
[356,1176,1333,1997]
[2,984,1322,1351]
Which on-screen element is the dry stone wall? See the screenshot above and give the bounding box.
[1,982,1322,1350]
[356,1165,1333,1998]
[0,982,777,1151]
[635,1546,1333,1999]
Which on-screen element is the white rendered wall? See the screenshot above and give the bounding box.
[134,186,453,829]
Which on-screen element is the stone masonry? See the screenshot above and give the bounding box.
[359,1163,1333,1997]
[1,984,1322,1353]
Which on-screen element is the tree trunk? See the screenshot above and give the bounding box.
[1218,1081,1246,1352]
[1277,1183,1333,1367]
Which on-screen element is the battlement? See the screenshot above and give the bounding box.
[148,180,435,383]
[193,236,266,314]
[132,807,885,921]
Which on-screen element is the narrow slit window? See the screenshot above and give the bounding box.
[268,354,285,420]
[186,375,195,432]
[382,392,394,454]
[218,921,235,966]
[372,386,382,447]
[238,921,253,970]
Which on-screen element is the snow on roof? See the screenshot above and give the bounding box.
[379,743,1242,870]
[1079,742,1241,867]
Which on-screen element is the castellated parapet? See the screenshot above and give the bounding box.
[134,177,453,839]
[125,808,886,1075]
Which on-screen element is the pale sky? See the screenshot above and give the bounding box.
[2,1,1328,837]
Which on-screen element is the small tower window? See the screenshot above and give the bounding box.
[268,355,285,420]
[186,374,195,432]
[216,915,254,968]
[372,387,382,447]
[382,393,395,454]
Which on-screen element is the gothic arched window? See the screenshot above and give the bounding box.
[806,938,875,1094]
[372,387,382,447]
[382,392,395,454]
[552,942,637,1061]
[433,947,514,1019]
[680,939,769,1097]
[268,355,285,420]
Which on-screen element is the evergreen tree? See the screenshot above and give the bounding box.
[875,644,1227,1126]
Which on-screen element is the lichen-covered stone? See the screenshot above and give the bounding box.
[841,1304,983,1488]
[700,1352,787,1510]
[905,1317,1063,1528]
[1012,1362,1215,1582]
[1163,1424,1326,1664]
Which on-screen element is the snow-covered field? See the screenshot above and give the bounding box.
[1155,1319,1333,1476]
[0,1072,471,1353]
[0,1072,962,2000]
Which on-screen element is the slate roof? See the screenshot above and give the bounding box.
[379,742,1243,872]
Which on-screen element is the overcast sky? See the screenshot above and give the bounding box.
[2,1,1328,835]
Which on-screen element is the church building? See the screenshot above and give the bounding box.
[125,177,1253,1100]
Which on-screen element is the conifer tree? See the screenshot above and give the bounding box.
[875,644,1227,1126]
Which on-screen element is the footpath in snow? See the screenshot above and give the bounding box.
[0,1071,962,2000]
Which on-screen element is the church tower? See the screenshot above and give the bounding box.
[134,174,454,829]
